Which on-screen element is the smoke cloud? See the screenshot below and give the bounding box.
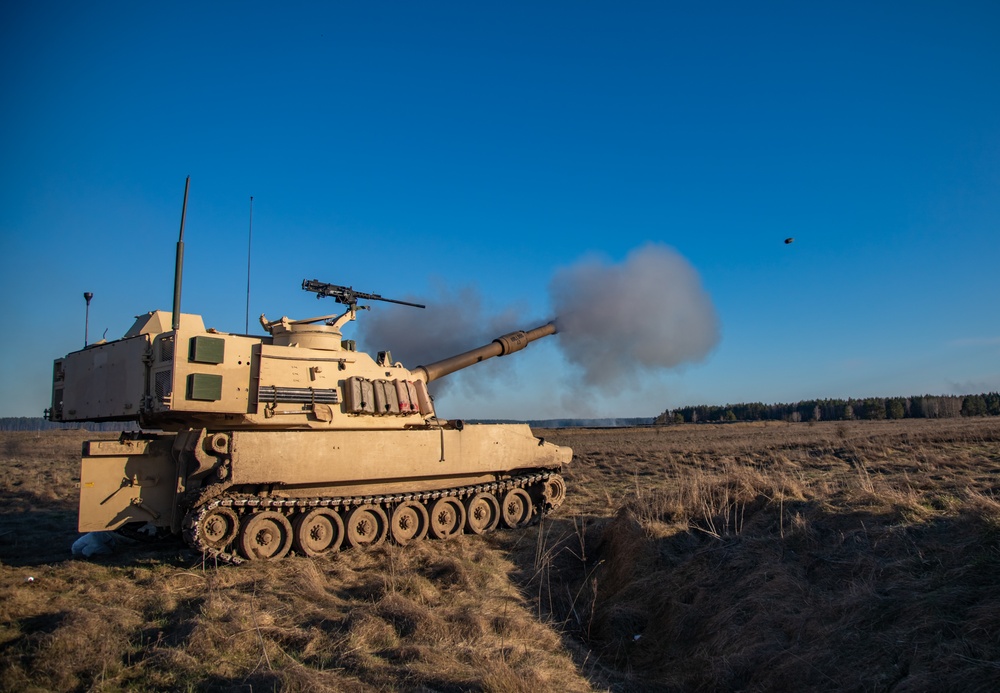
[358,243,720,402]
[359,282,525,397]
[551,243,720,389]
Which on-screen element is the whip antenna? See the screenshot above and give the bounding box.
[171,176,190,331]
[245,195,254,333]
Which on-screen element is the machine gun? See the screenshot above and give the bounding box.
[302,280,425,310]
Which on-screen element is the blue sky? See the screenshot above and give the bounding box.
[2,2,998,420]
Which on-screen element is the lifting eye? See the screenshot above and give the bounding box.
[210,433,229,454]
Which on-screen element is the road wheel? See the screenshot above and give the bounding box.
[293,508,345,557]
[500,488,533,529]
[428,497,466,540]
[390,501,429,545]
[237,511,293,560]
[345,504,388,548]
[464,492,500,535]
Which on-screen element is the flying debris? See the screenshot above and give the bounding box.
[784,237,794,245]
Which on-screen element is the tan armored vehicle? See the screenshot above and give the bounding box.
[48,185,570,562]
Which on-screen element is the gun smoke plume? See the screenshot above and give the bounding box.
[551,243,720,390]
[359,243,719,401]
[360,283,525,397]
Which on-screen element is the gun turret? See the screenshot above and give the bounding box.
[413,322,557,383]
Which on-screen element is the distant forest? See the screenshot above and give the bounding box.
[658,393,1000,424]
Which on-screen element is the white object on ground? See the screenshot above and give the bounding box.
[71,532,122,557]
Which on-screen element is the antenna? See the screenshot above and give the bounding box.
[83,292,93,347]
[171,176,190,331]
[245,195,253,334]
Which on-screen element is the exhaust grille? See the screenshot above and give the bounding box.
[159,336,174,362]
[154,370,173,401]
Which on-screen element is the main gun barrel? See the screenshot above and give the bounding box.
[413,322,556,383]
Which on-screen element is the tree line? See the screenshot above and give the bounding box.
[657,393,1000,424]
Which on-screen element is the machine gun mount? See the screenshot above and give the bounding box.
[302,280,426,310]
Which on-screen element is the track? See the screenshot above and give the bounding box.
[183,471,566,564]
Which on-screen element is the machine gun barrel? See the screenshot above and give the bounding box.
[302,279,425,309]
[413,322,556,383]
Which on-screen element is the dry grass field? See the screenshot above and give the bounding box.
[2,418,999,691]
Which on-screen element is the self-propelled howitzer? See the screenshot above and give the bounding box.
[48,281,570,562]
